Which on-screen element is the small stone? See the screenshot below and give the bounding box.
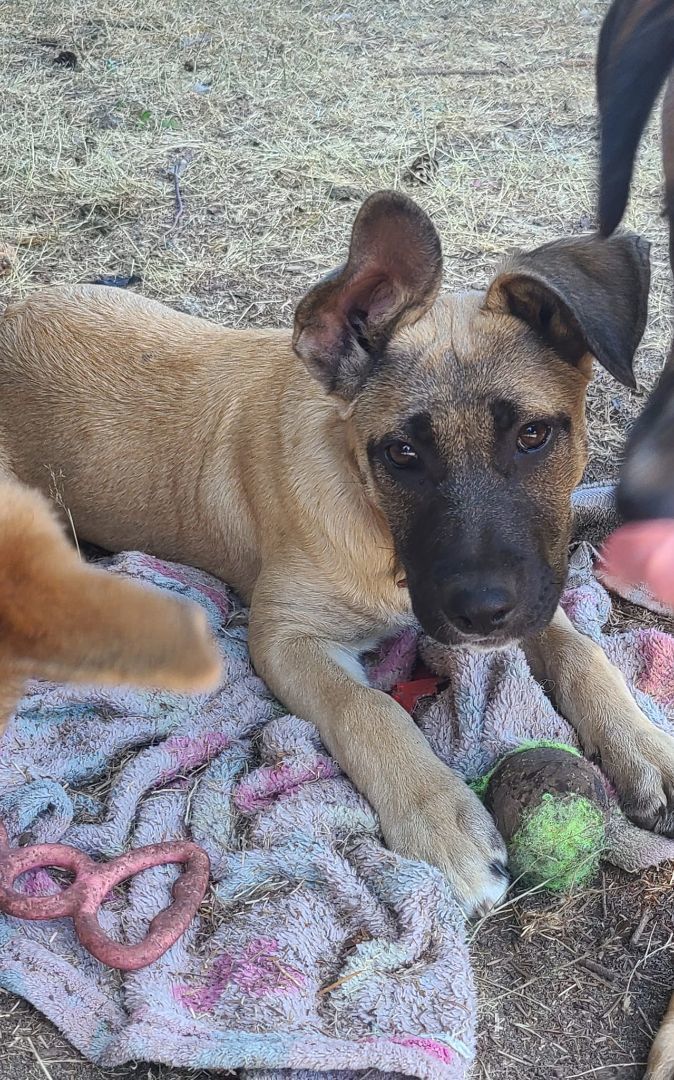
[327,184,363,202]
[178,296,205,317]
[53,49,78,68]
[0,243,16,276]
[181,32,212,48]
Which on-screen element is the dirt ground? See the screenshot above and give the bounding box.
[1,0,674,1076]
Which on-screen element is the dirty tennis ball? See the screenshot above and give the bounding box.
[482,744,610,894]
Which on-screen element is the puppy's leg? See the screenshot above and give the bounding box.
[249,595,508,917]
[646,992,674,1080]
[525,607,674,834]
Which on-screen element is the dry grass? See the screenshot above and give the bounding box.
[0,0,672,477]
[472,863,674,1080]
[2,0,674,1077]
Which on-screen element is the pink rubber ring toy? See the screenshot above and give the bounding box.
[0,821,210,970]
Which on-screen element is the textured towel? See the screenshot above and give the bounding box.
[1,484,673,1080]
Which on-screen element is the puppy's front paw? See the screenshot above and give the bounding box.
[600,725,674,835]
[380,769,509,918]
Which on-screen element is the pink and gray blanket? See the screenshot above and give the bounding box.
[1,483,674,1080]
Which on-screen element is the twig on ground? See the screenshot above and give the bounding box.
[164,153,193,243]
[630,908,654,948]
[26,1036,55,1080]
[566,1064,647,1078]
[578,958,617,985]
[411,57,594,77]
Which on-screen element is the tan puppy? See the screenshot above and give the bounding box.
[0,191,669,916]
[0,479,221,736]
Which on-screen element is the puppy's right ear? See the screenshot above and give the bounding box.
[293,191,442,400]
[597,0,674,236]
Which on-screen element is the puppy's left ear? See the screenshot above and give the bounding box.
[484,231,651,388]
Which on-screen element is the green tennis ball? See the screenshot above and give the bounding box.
[470,740,582,802]
[509,793,606,892]
[482,744,610,894]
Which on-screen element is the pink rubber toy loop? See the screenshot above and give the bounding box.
[0,821,210,971]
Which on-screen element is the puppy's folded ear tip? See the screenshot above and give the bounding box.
[594,353,637,390]
[620,369,638,391]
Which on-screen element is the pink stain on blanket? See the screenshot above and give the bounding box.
[133,554,232,619]
[163,733,230,773]
[176,937,305,1010]
[364,1035,455,1065]
[635,630,674,707]
[234,759,339,813]
[392,1036,456,1064]
[368,629,419,692]
[559,586,587,624]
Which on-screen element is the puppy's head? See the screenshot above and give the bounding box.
[0,482,222,735]
[294,191,650,647]
[597,0,674,523]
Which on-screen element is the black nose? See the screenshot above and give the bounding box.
[443,579,517,637]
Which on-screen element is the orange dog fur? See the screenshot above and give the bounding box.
[0,479,221,736]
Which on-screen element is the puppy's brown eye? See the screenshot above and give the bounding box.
[386,441,419,469]
[516,421,551,453]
